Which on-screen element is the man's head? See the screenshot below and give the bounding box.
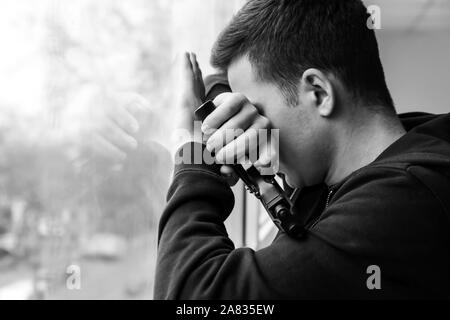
[211,0,397,187]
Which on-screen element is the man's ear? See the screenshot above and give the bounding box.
[300,68,334,117]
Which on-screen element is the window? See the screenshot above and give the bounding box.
[0,0,247,300]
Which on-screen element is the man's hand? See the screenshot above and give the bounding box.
[202,93,278,182]
[173,52,205,134]
[170,53,278,185]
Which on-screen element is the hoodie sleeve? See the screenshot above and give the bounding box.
[154,143,449,299]
[204,73,229,98]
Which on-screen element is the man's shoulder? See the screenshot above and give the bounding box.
[305,163,450,298]
[312,163,450,247]
[330,163,449,213]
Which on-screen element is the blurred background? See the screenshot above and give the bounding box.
[0,0,448,299]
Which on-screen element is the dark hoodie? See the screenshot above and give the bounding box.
[154,106,450,299]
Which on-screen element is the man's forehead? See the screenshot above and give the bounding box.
[227,55,256,92]
[226,55,287,113]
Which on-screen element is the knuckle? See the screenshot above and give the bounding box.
[229,93,248,109]
[229,94,245,111]
[246,127,258,139]
[259,116,270,128]
[233,92,247,103]
[213,92,231,105]
[125,136,138,149]
[246,104,259,117]
[215,150,225,164]
[233,128,245,139]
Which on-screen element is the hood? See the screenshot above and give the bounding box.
[375,112,450,177]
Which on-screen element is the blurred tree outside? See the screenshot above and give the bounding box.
[0,0,244,299]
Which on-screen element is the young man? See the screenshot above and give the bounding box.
[154,0,450,299]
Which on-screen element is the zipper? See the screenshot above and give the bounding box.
[307,186,337,230]
[325,187,335,208]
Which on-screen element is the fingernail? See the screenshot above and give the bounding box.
[215,150,224,164]
[204,128,216,136]
[131,121,140,133]
[202,124,216,136]
[206,141,213,152]
[206,136,219,152]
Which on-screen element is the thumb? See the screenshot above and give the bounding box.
[220,165,239,186]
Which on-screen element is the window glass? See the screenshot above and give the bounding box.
[0,0,244,300]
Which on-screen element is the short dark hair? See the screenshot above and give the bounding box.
[211,0,394,111]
